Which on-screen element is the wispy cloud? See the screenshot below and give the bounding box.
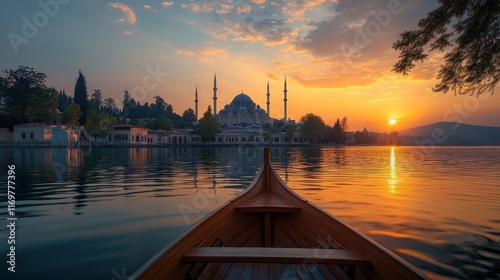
[143,5,151,10]
[109,2,137,25]
[162,2,174,7]
[176,45,228,62]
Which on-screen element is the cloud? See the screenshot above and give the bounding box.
[109,2,137,25]
[175,0,440,88]
[144,5,151,10]
[162,2,174,7]
[123,30,132,35]
[176,45,228,62]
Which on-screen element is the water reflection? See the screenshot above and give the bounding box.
[389,147,397,193]
[0,146,499,280]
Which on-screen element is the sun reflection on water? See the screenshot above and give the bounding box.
[389,146,397,193]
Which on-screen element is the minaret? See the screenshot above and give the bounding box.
[213,73,217,116]
[195,86,199,121]
[266,80,270,115]
[283,76,288,121]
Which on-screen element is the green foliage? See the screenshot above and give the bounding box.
[103,97,117,116]
[144,116,173,130]
[89,89,103,111]
[285,124,296,143]
[300,113,326,144]
[393,0,500,96]
[73,70,88,124]
[332,119,343,144]
[63,102,82,127]
[182,108,196,124]
[193,106,220,141]
[84,109,116,139]
[57,90,72,112]
[263,122,275,143]
[2,66,58,124]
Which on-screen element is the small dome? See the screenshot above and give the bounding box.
[219,108,227,113]
[238,106,248,112]
[257,107,266,113]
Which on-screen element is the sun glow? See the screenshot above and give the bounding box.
[389,119,397,126]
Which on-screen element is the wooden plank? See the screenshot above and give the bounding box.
[264,213,271,247]
[183,247,371,266]
[235,192,301,213]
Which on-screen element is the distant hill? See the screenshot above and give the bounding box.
[398,122,500,145]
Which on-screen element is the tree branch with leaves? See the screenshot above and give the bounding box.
[393,0,499,96]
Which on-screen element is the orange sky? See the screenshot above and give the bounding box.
[1,0,498,131]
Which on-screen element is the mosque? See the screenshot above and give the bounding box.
[194,74,290,127]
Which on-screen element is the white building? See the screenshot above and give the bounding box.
[13,123,53,143]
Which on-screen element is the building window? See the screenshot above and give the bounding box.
[30,132,34,139]
[125,134,128,140]
[21,132,26,139]
[109,135,111,140]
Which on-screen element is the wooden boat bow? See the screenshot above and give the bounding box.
[131,147,429,280]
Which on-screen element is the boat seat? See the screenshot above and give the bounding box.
[182,247,371,266]
[234,192,301,213]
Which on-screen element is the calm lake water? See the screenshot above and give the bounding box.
[0,146,499,280]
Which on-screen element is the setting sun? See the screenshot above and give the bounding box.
[389,119,397,126]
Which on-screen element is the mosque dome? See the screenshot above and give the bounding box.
[232,93,252,103]
[231,93,254,108]
[238,106,248,112]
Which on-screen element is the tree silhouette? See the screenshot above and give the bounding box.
[73,70,88,124]
[393,0,499,96]
[63,102,82,127]
[300,113,326,144]
[2,66,57,123]
[193,106,220,142]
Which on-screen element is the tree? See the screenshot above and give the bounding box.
[285,124,296,143]
[73,70,88,124]
[63,102,82,127]
[89,89,103,111]
[57,89,72,112]
[300,113,326,144]
[103,97,116,115]
[332,119,343,144]
[122,90,131,105]
[193,106,220,142]
[393,0,500,96]
[263,122,275,143]
[34,87,58,122]
[340,116,349,132]
[182,108,196,123]
[2,66,58,124]
[84,109,116,140]
[145,116,173,130]
[151,95,166,118]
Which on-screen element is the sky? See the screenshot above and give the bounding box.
[1,0,499,132]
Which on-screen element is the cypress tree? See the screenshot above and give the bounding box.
[73,70,88,125]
